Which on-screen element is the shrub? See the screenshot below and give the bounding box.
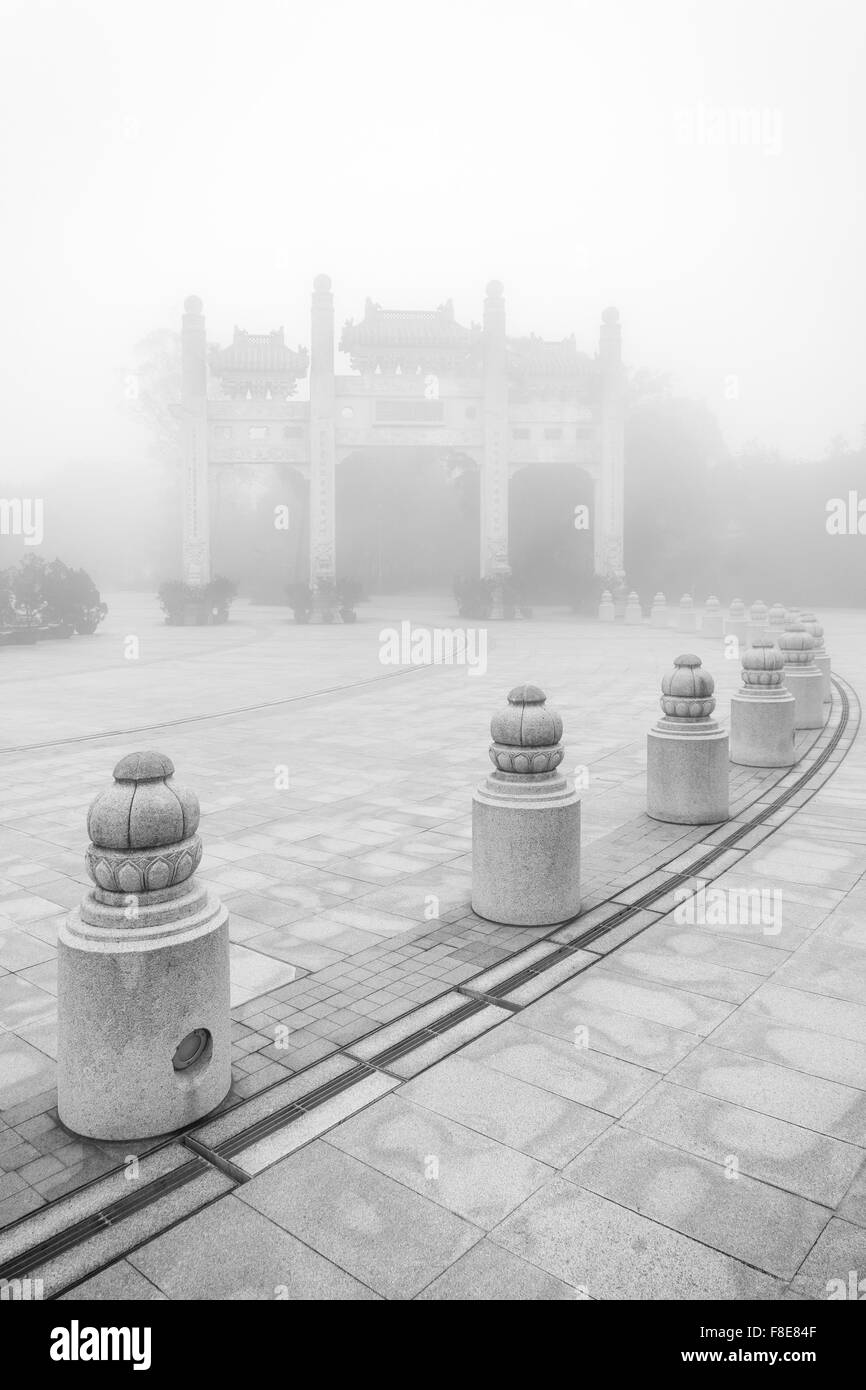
[454,575,494,619]
[286,582,312,624]
[157,577,236,625]
[0,557,107,639]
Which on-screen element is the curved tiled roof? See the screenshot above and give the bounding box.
[339,299,470,352]
[211,329,309,378]
[507,334,592,376]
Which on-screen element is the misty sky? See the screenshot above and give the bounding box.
[1,0,864,487]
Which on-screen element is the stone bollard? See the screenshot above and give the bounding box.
[624,591,643,625]
[730,639,796,767]
[57,751,231,1140]
[768,602,787,635]
[677,594,697,632]
[724,598,749,649]
[472,684,581,926]
[747,600,770,646]
[799,611,832,703]
[598,589,615,622]
[778,626,824,729]
[647,655,729,824]
[700,595,724,638]
[650,592,669,628]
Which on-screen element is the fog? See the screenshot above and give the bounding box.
[1,0,864,585]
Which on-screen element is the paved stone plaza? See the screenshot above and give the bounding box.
[2,595,866,1298]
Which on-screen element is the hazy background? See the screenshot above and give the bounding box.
[0,0,864,588]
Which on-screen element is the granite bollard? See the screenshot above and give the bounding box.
[730,639,796,767]
[799,611,832,703]
[650,592,668,628]
[767,602,787,635]
[624,590,643,625]
[598,588,615,622]
[724,598,748,648]
[677,594,697,632]
[700,595,724,638]
[472,684,581,926]
[778,626,824,729]
[647,655,729,824]
[747,599,770,646]
[57,751,231,1140]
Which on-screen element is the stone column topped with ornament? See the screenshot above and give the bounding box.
[767,602,787,636]
[650,592,668,628]
[472,684,581,926]
[730,639,796,767]
[646,655,729,824]
[57,751,231,1140]
[677,594,697,632]
[598,589,615,622]
[624,591,643,625]
[799,611,832,703]
[700,595,724,639]
[747,600,770,646]
[724,598,749,649]
[778,625,824,729]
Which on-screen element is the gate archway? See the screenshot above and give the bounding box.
[509,463,595,603]
[335,448,479,592]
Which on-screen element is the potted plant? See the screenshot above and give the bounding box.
[157,578,236,626]
[337,577,363,623]
[0,568,16,646]
[63,567,108,634]
[315,579,340,623]
[205,575,236,624]
[10,555,46,641]
[286,582,312,624]
[41,560,76,637]
[454,574,494,620]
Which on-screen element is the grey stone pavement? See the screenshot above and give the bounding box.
[2,595,866,1298]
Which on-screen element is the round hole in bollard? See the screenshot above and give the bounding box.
[172,1028,212,1073]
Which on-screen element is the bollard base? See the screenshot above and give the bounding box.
[647,721,729,824]
[814,653,832,703]
[730,690,796,767]
[57,879,231,1141]
[472,770,581,927]
[783,665,825,730]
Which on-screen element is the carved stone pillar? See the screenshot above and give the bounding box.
[180,296,211,585]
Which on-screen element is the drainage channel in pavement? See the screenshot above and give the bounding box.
[1,677,857,1298]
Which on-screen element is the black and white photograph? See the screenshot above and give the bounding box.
[0,0,865,1351]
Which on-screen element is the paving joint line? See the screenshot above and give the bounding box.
[3,676,857,1289]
